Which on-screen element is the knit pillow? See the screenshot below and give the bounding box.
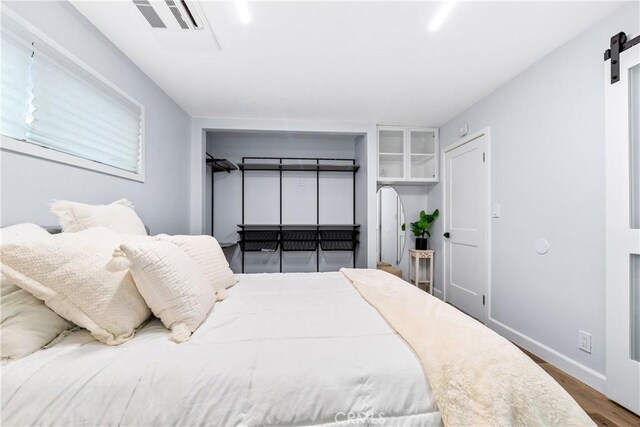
[0,223,72,359]
[0,227,150,345]
[50,199,147,235]
[156,234,237,293]
[117,240,217,343]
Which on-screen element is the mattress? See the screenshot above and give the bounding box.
[1,272,441,426]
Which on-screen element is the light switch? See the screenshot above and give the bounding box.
[492,204,501,218]
[459,122,469,137]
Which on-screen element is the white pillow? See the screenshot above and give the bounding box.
[0,227,151,345]
[156,234,237,292]
[50,199,147,235]
[119,240,216,343]
[0,224,72,359]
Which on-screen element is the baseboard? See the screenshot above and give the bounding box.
[487,317,606,392]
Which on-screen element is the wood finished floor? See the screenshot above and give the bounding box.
[520,348,640,427]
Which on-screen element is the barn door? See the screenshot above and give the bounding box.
[604,33,640,415]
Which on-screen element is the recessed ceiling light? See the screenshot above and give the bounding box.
[428,0,457,31]
[236,0,251,24]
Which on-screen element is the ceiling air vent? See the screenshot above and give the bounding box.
[131,0,221,51]
[132,0,166,28]
[165,0,189,29]
[132,0,207,31]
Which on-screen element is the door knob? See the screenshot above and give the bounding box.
[443,232,450,238]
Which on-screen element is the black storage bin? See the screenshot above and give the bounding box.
[281,229,318,252]
[239,241,279,252]
[281,240,318,251]
[320,240,358,251]
[319,229,359,251]
[319,229,359,241]
[239,230,279,241]
[238,230,279,252]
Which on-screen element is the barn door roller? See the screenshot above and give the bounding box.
[604,31,640,84]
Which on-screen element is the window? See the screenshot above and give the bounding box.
[0,10,144,181]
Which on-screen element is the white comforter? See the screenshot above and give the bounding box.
[2,272,441,427]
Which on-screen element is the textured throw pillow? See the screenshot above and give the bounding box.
[156,234,237,293]
[50,199,147,235]
[118,240,216,343]
[0,224,72,359]
[0,227,151,345]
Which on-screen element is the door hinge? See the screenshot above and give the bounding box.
[482,152,486,163]
[482,295,485,305]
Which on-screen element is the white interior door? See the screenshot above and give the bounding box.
[605,41,640,415]
[443,132,488,321]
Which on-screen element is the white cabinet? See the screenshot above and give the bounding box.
[378,128,405,179]
[377,126,439,183]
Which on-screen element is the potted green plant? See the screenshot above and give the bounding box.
[402,209,439,250]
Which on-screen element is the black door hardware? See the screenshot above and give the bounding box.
[443,232,450,238]
[604,31,640,84]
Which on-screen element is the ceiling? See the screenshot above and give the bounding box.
[71,1,626,126]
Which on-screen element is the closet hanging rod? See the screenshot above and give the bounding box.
[238,163,359,172]
[237,224,360,228]
[242,156,355,161]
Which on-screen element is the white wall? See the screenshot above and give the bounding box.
[0,1,191,234]
[206,131,360,273]
[428,2,639,391]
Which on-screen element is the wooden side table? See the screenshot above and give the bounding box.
[409,249,434,295]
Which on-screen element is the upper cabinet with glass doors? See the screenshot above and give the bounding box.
[377,126,439,183]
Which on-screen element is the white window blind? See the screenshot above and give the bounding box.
[0,30,31,142]
[0,14,143,176]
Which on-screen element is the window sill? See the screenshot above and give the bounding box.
[0,135,145,183]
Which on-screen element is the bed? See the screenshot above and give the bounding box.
[1,215,592,426]
[1,272,442,426]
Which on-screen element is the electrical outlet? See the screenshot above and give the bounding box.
[578,331,592,354]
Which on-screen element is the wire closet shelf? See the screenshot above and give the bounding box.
[238,156,360,273]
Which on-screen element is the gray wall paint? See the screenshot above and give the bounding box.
[0,1,191,234]
[206,131,362,273]
[428,2,639,382]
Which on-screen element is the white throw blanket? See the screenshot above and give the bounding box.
[340,268,594,427]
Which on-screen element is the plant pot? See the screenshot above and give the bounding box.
[415,237,428,250]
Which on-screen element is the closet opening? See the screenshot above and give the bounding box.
[205,129,369,274]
